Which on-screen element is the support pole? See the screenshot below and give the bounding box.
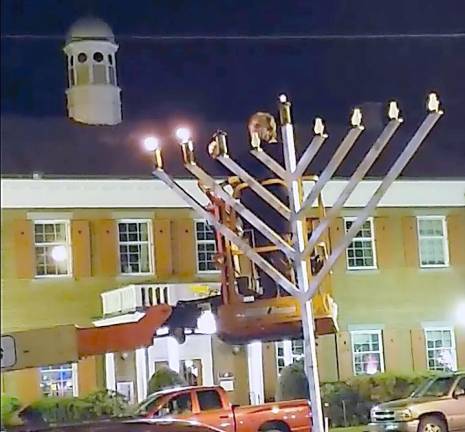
[279,96,325,432]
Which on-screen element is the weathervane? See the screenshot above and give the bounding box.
[146,92,443,432]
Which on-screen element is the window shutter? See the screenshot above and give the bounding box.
[336,331,353,380]
[402,217,418,267]
[447,214,465,266]
[173,218,196,277]
[71,220,91,279]
[13,219,35,279]
[329,218,345,274]
[78,357,97,396]
[456,328,465,370]
[93,219,118,277]
[383,329,400,372]
[374,217,397,269]
[410,329,427,371]
[153,219,173,279]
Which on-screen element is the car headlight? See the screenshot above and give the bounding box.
[370,407,378,422]
[394,409,413,421]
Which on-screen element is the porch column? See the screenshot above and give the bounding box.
[104,353,116,391]
[247,341,264,404]
[135,347,148,402]
[167,337,180,373]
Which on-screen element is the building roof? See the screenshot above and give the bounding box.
[66,17,115,44]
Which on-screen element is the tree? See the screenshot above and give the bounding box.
[147,367,187,395]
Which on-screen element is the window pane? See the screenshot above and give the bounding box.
[118,222,151,274]
[34,223,70,276]
[76,65,90,85]
[197,390,222,411]
[352,332,383,375]
[195,221,218,272]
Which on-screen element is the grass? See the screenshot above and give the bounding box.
[330,427,366,432]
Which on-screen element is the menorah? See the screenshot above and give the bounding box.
[147,93,443,432]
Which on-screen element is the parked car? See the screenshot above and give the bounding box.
[136,385,312,432]
[368,371,465,432]
[6,418,222,432]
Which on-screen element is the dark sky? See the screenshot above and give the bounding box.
[1,0,465,177]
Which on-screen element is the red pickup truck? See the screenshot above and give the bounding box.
[136,385,311,432]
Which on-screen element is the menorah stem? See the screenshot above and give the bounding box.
[280,101,325,432]
[250,148,288,180]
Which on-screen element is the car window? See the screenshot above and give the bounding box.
[197,390,223,411]
[412,376,456,398]
[158,393,193,416]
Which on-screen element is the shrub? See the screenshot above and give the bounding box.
[275,360,309,402]
[30,397,92,424]
[275,361,436,427]
[82,390,130,418]
[0,394,22,427]
[147,367,187,395]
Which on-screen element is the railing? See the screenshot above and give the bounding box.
[101,283,219,316]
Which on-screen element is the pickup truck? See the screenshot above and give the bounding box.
[136,385,311,432]
[368,371,465,432]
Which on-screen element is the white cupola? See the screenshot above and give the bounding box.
[64,17,122,125]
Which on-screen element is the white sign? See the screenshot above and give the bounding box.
[1,335,16,368]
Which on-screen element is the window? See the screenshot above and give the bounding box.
[118,220,153,274]
[180,359,203,386]
[425,328,457,372]
[77,52,87,63]
[34,221,71,277]
[276,339,304,374]
[75,65,90,85]
[351,330,384,375]
[197,390,222,411]
[92,64,107,84]
[93,52,104,62]
[160,393,192,416]
[417,216,449,267]
[345,218,377,270]
[195,220,218,273]
[40,364,77,397]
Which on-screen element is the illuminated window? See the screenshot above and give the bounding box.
[425,328,457,372]
[417,216,449,267]
[118,220,153,274]
[34,221,71,277]
[40,364,78,397]
[195,220,218,273]
[351,330,384,375]
[276,339,304,374]
[345,218,377,270]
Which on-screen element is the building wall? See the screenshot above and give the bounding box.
[1,180,464,404]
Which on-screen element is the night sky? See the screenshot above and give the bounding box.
[1,0,465,177]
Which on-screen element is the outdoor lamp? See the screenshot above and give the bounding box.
[51,245,68,262]
[175,127,191,143]
[278,93,291,125]
[313,117,326,136]
[175,127,196,165]
[427,93,441,113]
[351,108,363,128]
[197,310,217,335]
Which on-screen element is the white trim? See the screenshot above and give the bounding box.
[247,341,264,405]
[93,312,145,327]
[33,219,73,278]
[2,179,464,209]
[350,329,385,376]
[167,336,180,373]
[416,216,450,268]
[194,219,221,274]
[105,353,116,391]
[135,347,148,402]
[72,363,79,397]
[116,219,154,276]
[423,327,457,372]
[344,217,377,271]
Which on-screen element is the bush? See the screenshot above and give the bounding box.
[275,361,436,427]
[147,367,187,395]
[0,394,22,427]
[275,360,309,402]
[28,390,130,425]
